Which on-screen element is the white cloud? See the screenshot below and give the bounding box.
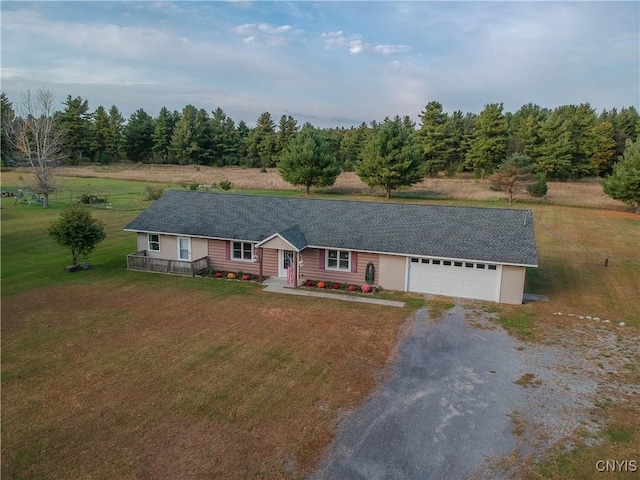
[348,40,366,55]
[322,30,408,56]
[232,22,301,46]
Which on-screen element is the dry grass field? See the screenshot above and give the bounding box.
[2,283,409,479]
[52,164,632,211]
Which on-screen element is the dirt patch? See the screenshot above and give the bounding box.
[1,283,407,479]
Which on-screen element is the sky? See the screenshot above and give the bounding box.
[1,1,638,128]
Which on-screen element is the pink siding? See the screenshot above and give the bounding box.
[300,249,379,285]
[261,249,278,277]
[208,240,278,277]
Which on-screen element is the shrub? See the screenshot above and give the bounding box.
[241,275,250,281]
[144,185,164,201]
[188,183,199,191]
[527,173,548,197]
[317,281,326,288]
[227,272,236,279]
[333,283,341,289]
[218,179,233,191]
[79,193,107,204]
[214,272,223,278]
[348,285,357,292]
[305,280,314,287]
[361,284,371,293]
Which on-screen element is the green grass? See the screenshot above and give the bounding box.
[495,308,535,339]
[2,173,639,479]
[426,298,456,320]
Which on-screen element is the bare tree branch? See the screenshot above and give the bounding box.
[4,88,66,208]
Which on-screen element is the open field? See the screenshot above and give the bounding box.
[36,163,638,211]
[1,173,638,478]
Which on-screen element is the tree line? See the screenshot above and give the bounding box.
[2,92,638,179]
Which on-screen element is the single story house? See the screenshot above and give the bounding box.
[123,191,538,304]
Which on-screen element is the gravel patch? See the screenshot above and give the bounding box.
[311,303,639,479]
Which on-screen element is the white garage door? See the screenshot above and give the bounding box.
[407,258,501,302]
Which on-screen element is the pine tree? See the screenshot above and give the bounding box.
[418,101,451,176]
[246,112,277,168]
[210,108,239,166]
[465,103,507,178]
[91,106,110,163]
[124,109,155,162]
[1,92,16,166]
[152,107,177,163]
[602,139,640,213]
[276,115,299,157]
[588,121,616,176]
[357,117,424,199]
[59,95,92,164]
[277,126,340,194]
[106,106,125,162]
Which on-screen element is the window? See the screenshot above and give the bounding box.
[432,260,441,265]
[465,263,474,268]
[477,264,486,269]
[178,237,191,261]
[327,249,350,270]
[232,242,253,261]
[488,265,497,270]
[443,260,451,266]
[411,258,419,263]
[421,259,429,264]
[454,261,463,267]
[148,234,160,251]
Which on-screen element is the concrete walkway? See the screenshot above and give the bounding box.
[262,278,405,308]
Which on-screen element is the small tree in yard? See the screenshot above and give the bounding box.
[602,139,640,214]
[489,153,534,205]
[48,205,106,266]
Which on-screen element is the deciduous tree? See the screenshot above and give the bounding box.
[4,88,65,208]
[489,153,534,205]
[48,205,106,265]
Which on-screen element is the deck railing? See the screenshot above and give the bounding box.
[126,250,209,277]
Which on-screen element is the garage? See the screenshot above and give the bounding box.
[407,257,501,302]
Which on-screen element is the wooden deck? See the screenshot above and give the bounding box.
[126,251,209,277]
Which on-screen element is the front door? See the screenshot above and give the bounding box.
[279,250,295,278]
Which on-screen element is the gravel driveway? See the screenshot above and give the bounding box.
[311,304,607,480]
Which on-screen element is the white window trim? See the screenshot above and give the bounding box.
[232,241,254,262]
[178,237,191,261]
[148,233,160,252]
[326,249,351,271]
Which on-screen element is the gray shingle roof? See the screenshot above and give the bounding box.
[276,226,308,251]
[124,190,538,266]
